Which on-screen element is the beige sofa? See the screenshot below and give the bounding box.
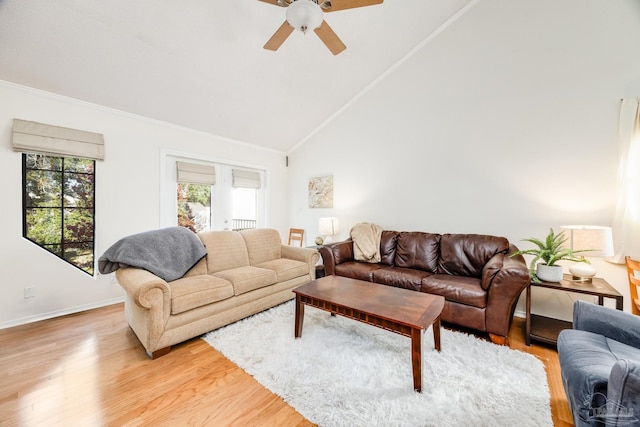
[116,228,319,358]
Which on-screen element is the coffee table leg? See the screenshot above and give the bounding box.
[433,317,441,352]
[294,295,304,338]
[411,328,422,393]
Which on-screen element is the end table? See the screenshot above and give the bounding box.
[526,274,623,346]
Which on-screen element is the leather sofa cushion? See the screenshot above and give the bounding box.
[421,274,487,308]
[256,258,309,282]
[380,231,400,266]
[213,266,277,295]
[240,228,282,265]
[200,231,250,273]
[481,253,504,291]
[438,234,509,278]
[170,275,234,315]
[335,261,381,282]
[372,266,430,291]
[394,232,440,272]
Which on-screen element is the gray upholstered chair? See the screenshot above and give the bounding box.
[558,300,640,427]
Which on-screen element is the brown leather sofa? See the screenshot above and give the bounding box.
[319,231,530,345]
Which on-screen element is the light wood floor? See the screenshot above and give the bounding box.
[0,303,573,426]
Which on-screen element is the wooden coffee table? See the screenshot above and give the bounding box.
[293,275,445,392]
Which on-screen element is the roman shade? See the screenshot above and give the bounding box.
[232,169,261,189]
[12,119,105,160]
[176,161,216,185]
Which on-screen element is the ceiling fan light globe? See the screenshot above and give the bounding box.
[286,0,323,33]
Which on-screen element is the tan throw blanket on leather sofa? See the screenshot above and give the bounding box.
[350,222,383,263]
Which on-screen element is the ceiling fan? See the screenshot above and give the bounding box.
[259,0,383,55]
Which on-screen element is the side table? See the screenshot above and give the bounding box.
[526,274,623,346]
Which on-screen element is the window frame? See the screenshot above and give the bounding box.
[22,153,96,276]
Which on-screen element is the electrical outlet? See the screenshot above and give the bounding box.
[24,287,36,299]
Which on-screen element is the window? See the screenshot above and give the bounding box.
[178,183,211,233]
[163,154,265,232]
[22,153,96,275]
[231,168,260,230]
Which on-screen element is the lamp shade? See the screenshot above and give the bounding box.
[318,217,340,236]
[560,225,614,257]
[286,0,323,33]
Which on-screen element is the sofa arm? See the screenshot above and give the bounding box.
[116,267,171,313]
[607,359,640,423]
[573,300,640,349]
[485,248,531,337]
[281,245,320,279]
[319,240,354,276]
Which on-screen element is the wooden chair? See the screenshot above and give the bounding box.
[288,228,304,247]
[626,256,640,315]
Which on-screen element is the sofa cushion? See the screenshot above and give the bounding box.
[372,266,430,291]
[240,228,282,265]
[380,231,400,266]
[256,258,309,282]
[335,261,381,282]
[421,274,487,308]
[213,266,278,295]
[183,257,208,277]
[169,275,234,315]
[437,234,509,278]
[394,232,440,273]
[199,231,250,273]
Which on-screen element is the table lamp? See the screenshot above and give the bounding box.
[560,225,614,282]
[318,217,340,244]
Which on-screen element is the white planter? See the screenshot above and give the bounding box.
[536,263,563,282]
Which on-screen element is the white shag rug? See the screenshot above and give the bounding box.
[203,301,552,427]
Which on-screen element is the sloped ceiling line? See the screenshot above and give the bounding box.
[288,0,480,154]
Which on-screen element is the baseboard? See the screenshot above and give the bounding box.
[514,309,526,319]
[0,296,124,330]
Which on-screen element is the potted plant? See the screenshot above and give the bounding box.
[512,228,591,282]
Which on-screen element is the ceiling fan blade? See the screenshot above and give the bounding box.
[264,21,295,51]
[321,0,383,12]
[257,0,287,7]
[314,20,346,55]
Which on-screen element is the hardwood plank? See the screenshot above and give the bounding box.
[0,304,572,426]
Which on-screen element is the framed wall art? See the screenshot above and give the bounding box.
[308,175,333,208]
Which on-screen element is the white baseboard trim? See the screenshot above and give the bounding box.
[0,297,124,330]
[514,309,526,319]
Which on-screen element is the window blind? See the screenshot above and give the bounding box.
[176,161,216,185]
[12,119,105,160]
[232,169,261,189]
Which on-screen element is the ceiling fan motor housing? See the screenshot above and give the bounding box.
[286,0,323,33]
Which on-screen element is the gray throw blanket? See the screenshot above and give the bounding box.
[98,226,207,282]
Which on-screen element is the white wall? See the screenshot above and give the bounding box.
[0,81,289,327]
[288,0,640,319]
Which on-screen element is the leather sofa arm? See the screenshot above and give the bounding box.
[281,245,320,279]
[319,240,354,276]
[573,300,640,348]
[485,247,531,337]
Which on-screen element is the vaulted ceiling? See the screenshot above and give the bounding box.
[0,0,474,152]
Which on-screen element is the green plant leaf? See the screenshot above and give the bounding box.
[510,227,595,269]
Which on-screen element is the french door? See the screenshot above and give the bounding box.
[161,152,265,232]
